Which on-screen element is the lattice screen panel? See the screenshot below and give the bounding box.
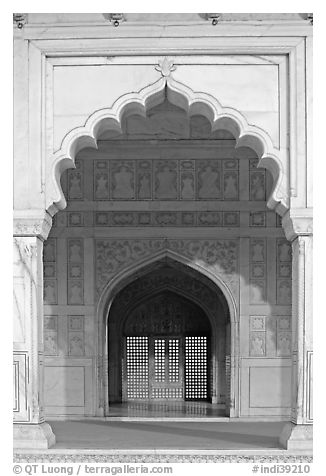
[154,338,165,382]
[185,336,208,400]
[151,388,183,399]
[126,336,149,399]
[168,338,180,383]
[225,354,231,408]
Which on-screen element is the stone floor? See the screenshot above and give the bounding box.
[44,420,284,450]
[108,401,226,419]
[14,419,313,462]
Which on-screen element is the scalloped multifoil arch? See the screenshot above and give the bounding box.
[49,76,288,216]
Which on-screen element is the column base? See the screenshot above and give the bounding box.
[279,422,313,450]
[14,422,56,449]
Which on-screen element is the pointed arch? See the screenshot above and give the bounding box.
[95,250,239,418]
[97,249,237,325]
[48,77,288,216]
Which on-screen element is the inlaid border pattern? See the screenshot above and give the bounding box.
[13,454,313,463]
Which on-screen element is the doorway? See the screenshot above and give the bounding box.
[105,261,233,417]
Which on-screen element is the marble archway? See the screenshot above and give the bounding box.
[96,252,237,418]
[111,290,214,405]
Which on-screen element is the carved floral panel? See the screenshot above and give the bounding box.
[68,316,84,356]
[93,211,240,227]
[68,159,83,200]
[64,157,250,202]
[250,331,266,356]
[249,159,266,201]
[67,239,84,305]
[250,239,266,304]
[276,239,292,305]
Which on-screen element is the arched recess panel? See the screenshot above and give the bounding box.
[106,261,231,413]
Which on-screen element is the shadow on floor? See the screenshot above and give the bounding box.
[49,420,285,450]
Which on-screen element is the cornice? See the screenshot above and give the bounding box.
[23,35,308,59]
[17,22,312,42]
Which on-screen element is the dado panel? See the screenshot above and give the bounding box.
[44,362,93,416]
[240,359,292,417]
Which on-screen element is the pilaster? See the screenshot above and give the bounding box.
[13,212,55,448]
[279,211,313,450]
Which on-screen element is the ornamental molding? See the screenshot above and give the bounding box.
[13,454,313,463]
[102,13,126,27]
[282,209,313,242]
[13,13,27,29]
[202,13,221,25]
[13,212,53,241]
[155,57,176,77]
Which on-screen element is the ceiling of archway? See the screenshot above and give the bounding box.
[123,290,211,336]
[109,262,229,327]
[98,100,236,141]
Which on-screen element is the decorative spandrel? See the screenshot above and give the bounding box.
[95,238,239,300]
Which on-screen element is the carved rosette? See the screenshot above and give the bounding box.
[95,239,239,299]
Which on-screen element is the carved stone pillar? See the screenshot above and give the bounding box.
[279,210,313,450]
[13,212,56,448]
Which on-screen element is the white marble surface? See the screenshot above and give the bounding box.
[13,13,313,450]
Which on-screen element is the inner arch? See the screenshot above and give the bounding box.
[106,260,231,414]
